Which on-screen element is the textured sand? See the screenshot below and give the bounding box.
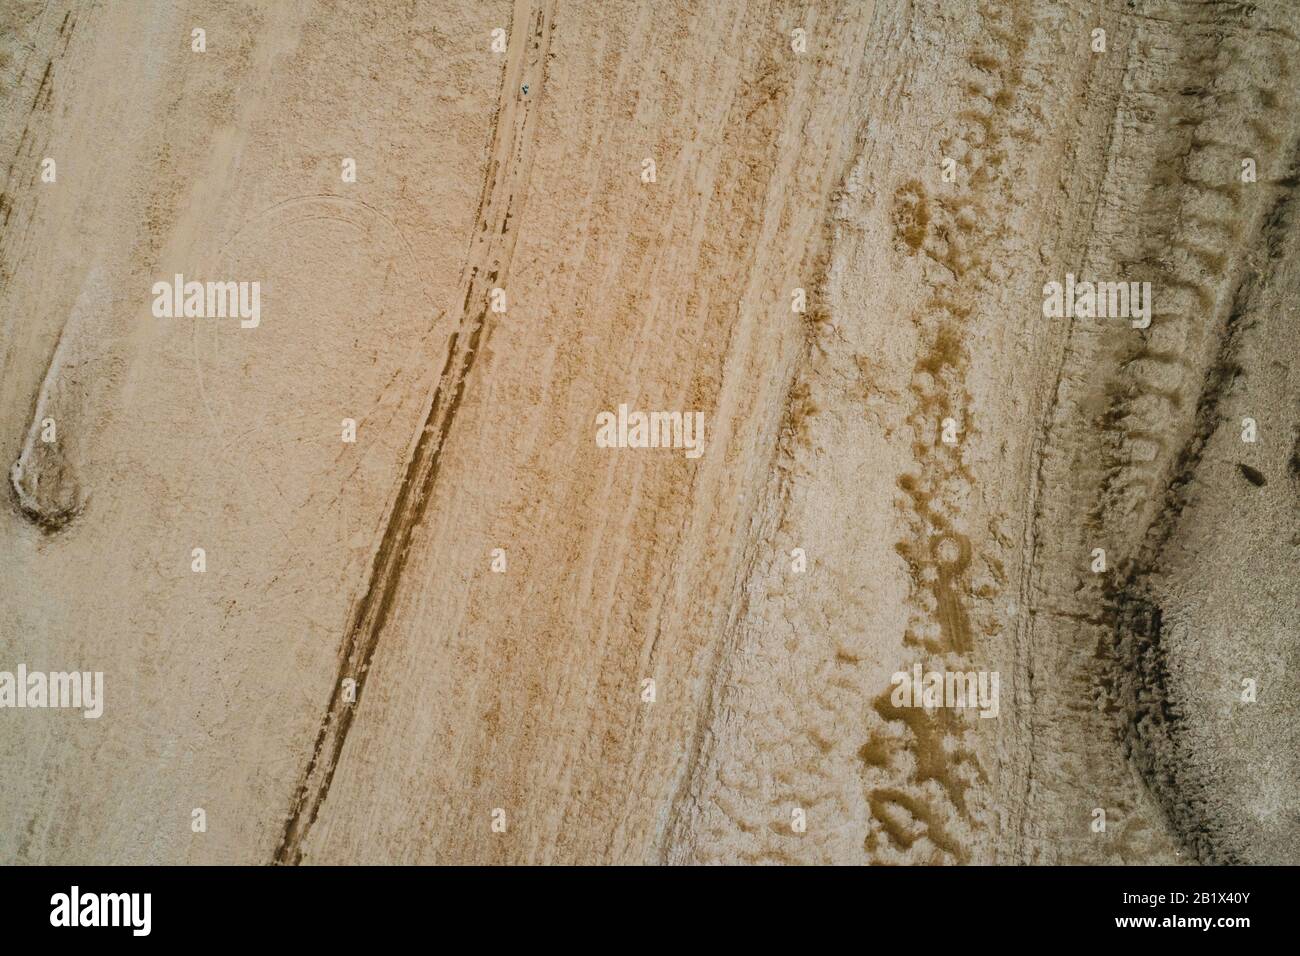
[1,0,1296,864]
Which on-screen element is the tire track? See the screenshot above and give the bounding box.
[274,0,556,864]
[1082,1,1299,863]
[1107,134,1300,864]
[862,0,1041,864]
[657,0,881,864]
[1014,0,1300,862]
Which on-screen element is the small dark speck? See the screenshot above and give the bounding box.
[1237,463,1266,487]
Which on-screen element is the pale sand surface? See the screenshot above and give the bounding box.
[1,0,1296,864]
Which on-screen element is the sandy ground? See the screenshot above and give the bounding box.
[1,0,1296,865]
